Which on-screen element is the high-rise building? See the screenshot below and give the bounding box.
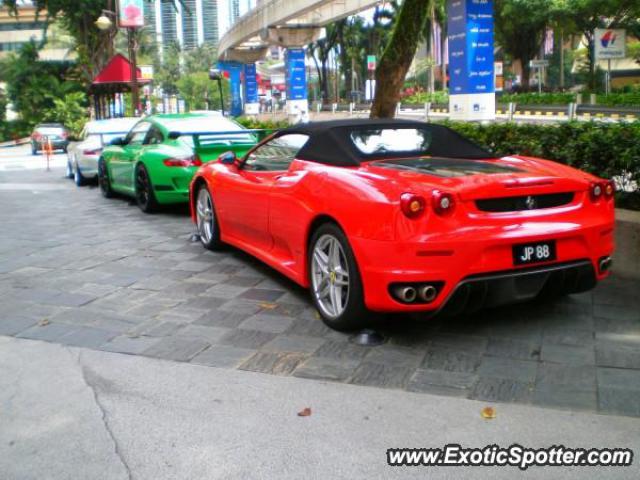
[144,0,220,59]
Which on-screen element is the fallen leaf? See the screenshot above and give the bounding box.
[297,407,312,417]
[259,302,278,310]
[38,318,50,327]
[314,311,321,320]
[481,406,496,419]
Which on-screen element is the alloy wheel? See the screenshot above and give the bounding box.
[136,167,150,208]
[196,187,215,244]
[311,234,350,319]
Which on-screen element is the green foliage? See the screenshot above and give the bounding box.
[176,72,229,112]
[401,91,449,104]
[2,41,83,127]
[444,120,640,209]
[42,92,88,138]
[235,118,289,130]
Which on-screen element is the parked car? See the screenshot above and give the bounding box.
[98,112,259,212]
[66,117,139,186]
[190,119,615,331]
[31,123,70,155]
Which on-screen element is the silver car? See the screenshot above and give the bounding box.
[66,118,139,186]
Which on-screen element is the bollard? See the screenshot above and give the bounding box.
[508,102,515,122]
[590,93,596,105]
[332,103,337,114]
[396,102,401,116]
[424,102,431,121]
[568,102,576,121]
[316,102,321,114]
[349,102,354,116]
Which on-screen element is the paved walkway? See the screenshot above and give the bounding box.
[2,336,639,480]
[1,145,639,420]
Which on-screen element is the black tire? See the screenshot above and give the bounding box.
[135,163,158,213]
[98,158,113,198]
[308,222,368,331]
[195,184,223,251]
[74,162,86,187]
[65,159,74,179]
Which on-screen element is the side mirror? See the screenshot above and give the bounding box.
[110,137,125,146]
[218,151,237,165]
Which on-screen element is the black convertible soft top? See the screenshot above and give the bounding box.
[275,119,492,167]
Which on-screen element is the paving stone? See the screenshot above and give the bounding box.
[532,384,597,411]
[349,363,414,389]
[261,334,325,354]
[238,288,286,303]
[421,346,483,373]
[470,377,533,403]
[598,388,640,417]
[142,336,210,362]
[218,329,277,349]
[225,276,264,287]
[536,363,596,390]
[202,284,249,298]
[286,317,333,338]
[428,333,488,354]
[362,345,424,368]
[218,299,264,316]
[0,316,39,336]
[595,345,640,369]
[129,321,184,337]
[16,322,78,342]
[542,328,594,347]
[293,357,360,382]
[178,324,231,343]
[313,340,371,361]
[55,326,117,349]
[597,367,640,391]
[239,351,307,376]
[238,314,294,333]
[186,296,229,311]
[407,369,477,397]
[194,310,250,328]
[593,304,640,323]
[191,345,256,368]
[540,344,595,366]
[477,356,538,382]
[486,338,541,361]
[100,335,163,355]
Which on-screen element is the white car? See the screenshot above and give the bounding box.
[66,118,140,186]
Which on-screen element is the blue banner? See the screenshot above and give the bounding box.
[447,0,494,95]
[218,61,243,117]
[243,63,258,104]
[285,48,307,101]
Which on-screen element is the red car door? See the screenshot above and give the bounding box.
[215,134,309,252]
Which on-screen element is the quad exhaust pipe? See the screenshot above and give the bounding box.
[391,283,441,304]
[394,286,417,303]
[418,285,438,302]
[598,256,612,274]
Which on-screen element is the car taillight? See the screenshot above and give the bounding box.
[400,193,426,219]
[163,155,203,167]
[603,180,615,199]
[432,191,455,216]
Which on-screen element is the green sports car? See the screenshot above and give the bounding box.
[98,112,259,212]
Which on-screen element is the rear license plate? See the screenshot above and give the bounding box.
[512,240,556,266]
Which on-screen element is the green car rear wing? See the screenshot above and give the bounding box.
[167,129,279,162]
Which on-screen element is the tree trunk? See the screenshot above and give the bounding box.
[521,60,531,90]
[370,0,433,118]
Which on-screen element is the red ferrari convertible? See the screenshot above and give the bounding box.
[190,119,614,331]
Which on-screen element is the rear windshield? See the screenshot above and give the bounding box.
[347,126,491,160]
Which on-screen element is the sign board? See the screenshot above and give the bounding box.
[118,0,144,28]
[139,65,154,80]
[367,55,376,71]
[243,63,259,115]
[529,59,549,68]
[285,48,308,115]
[365,79,376,101]
[594,29,626,60]
[447,0,495,121]
[218,61,243,117]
